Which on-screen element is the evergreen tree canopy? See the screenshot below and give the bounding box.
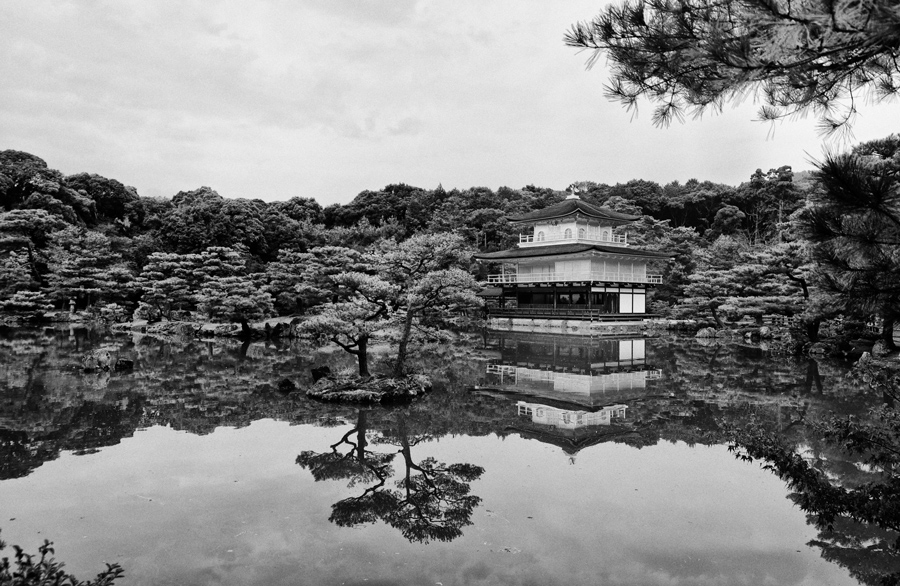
[566,0,900,133]
[800,134,900,347]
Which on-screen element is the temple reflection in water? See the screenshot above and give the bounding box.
[478,332,661,455]
[516,402,627,430]
[475,332,661,456]
[483,332,660,408]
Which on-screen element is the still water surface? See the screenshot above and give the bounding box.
[0,328,879,585]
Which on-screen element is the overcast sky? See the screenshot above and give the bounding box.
[2,0,898,205]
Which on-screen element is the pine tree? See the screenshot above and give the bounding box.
[44,227,133,309]
[135,252,202,320]
[800,134,900,349]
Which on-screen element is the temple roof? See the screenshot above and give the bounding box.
[474,243,672,261]
[507,197,639,225]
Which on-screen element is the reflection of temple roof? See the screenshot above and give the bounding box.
[506,198,639,225]
[506,424,640,456]
[474,243,671,261]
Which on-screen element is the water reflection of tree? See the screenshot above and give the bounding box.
[297,410,484,543]
[808,517,900,586]
[732,404,900,585]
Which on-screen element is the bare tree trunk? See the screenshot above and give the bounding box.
[882,315,898,352]
[355,410,368,464]
[806,317,821,343]
[393,309,415,377]
[710,304,724,329]
[357,334,370,377]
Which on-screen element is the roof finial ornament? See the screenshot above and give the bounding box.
[566,184,581,200]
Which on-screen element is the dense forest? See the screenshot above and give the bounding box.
[1,138,897,353]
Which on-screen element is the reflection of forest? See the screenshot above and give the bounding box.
[0,328,880,478]
[1,327,892,580]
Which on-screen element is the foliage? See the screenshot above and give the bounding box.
[0,151,97,226]
[731,167,804,244]
[730,406,900,585]
[0,209,67,251]
[194,247,272,322]
[0,291,53,317]
[0,249,37,299]
[677,236,747,327]
[297,413,484,543]
[800,134,900,348]
[134,252,201,320]
[0,530,123,586]
[287,246,370,312]
[44,228,136,309]
[566,0,900,134]
[65,173,143,227]
[297,273,395,376]
[262,250,308,315]
[157,188,268,257]
[196,275,273,323]
[374,232,481,375]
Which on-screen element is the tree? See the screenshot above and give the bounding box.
[45,227,135,309]
[135,252,202,320]
[263,249,309,315]
[0,209,67,250]
[0,530,123,586]
[65,173,143,227]
[289,246,371,311]
[194,247,273,323]
[373,233,481,376]
[707,205,746,240]
[730,405,900,585]
[565,0,900,133]
[296,410,395,485]
[676,236,746,327]
[157,188,267,257]
[727,167,805,244]
[196,276,274,323]
[800,134,900,350]
[297,273,395,377]
[298,414,484,544]
[0,249,36,299]
[295,235,479,377]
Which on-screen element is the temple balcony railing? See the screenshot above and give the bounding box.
[487,307,652,320]
[519,233,628,247]
[486,271,663,285]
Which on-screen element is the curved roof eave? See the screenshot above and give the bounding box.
[474,243,673,261]
[506,199,640,225]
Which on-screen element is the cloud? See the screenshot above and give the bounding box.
[1,0,896,205]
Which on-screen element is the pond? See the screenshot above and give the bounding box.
[0,327,884,585]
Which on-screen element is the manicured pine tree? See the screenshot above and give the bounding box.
[44,227,133,309]
[194,246,273,323]
[135,251,202,320]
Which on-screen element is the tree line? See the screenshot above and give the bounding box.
[2,136,899,354]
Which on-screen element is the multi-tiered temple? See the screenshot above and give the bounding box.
[475,193,670,331]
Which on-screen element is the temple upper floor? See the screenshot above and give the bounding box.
[506,194,638,249]
[519,219,629,248]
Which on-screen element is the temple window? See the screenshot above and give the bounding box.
[537,231,545,242]
[564,228,572,239]
[578,228,585,239]
[601,229,609,241]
